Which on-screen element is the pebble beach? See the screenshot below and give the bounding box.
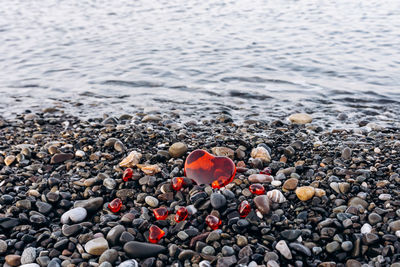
[0,109,399,267]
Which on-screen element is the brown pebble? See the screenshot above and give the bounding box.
[5,255,21,266]
[283,178,298,191]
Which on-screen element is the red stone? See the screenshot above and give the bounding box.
[153,207,169,220]
[174,207,188,223]
[249,184,265,195]
[172,177,184,191]
[239,200,251,218]
[184,149,236,189]
[108,198,122,213]
[122,168,133,182]
[260,167,272,175]
[148,225,165,243]
[205,215,221,230]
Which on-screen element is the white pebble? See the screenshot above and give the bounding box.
[61,207,87,224]
[271,180,282,187]
[361,223,372,234]
[75,150,85,157]
[378,194,391,201]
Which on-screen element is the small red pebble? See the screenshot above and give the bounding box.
[108,198,122,213]
[205,215,221,230]
[174,207,188,223]
[153,207,169,220]
[239,200,251,218]
[260,167,272,175]
[172,177,184,191]
[249,184,265,195]
[148,225,165,243]
[122,168,133,181]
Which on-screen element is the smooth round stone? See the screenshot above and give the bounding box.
[271,180,281,187]
[74,197,104,212]
[75,150,85,157]
[361,223,372,234]
[254,195,270,215]
[236,235,248,247]
[107,225,125,245]
[248,174,273,183]
[389,220,400,232]
[250,147,271,163]
[202,246,215,255]
[61,207,87,224]
[169,142,188,158]
[348,197,368,208]
[99,262,113,267]
[288,243,311,256]
[20,264,40,267]
[341,147,352,160]
[210,193,227,209]
[379,194,391,201]
[295,186,315,201]
[341,241,353,252]
[84,237,109,256]
[5,255,21,266]
[281,230,302,241]
[330,182,340,194]
[145,196,159,208]
[326,241,340,253]
[368,213,382,225]
[16,199,31,210]
[312,247,323,255]
[275,240,292,260]
[0,239,7,254]
[103,178,117,190]
[117,260,139,267]
[222,246,235,256]
[345,259,362,267]
[177,231,189,241]
[123,241,166,258]
[21,247,36,264]
[199,261,212,267]
[288,113,312,124]
[62,224,83,237]
[36,201,52,214]
[99,249,118,264]
[36,256,50,267]
[283,178,298,191]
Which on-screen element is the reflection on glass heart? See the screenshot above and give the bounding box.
[184,149,236,189]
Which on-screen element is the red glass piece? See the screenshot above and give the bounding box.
[123,168,133,182]
[174,207,188,223]
[148,225,165,243]
[184,149,236,189]
[205,215,221,230]
[108,198,122,213]
[249,184,265,195]
[260,167,272,175]
[172,177,184,191]
[239,200,251,218]
[153,207,169,220]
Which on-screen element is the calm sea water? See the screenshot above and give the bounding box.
[0,0,399,124]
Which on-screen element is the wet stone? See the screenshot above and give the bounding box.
[123,241,166,258]
[210,193,227,209]
[99,249,119,264]
[84,237,109,256]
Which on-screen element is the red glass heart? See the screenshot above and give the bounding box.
[108,198,122,213]
[249,184,265,195]
[174,207,188,223]
[239,200,251,218]
[123,168,133,182]
[205,215,221,230]
[153,207,169,220]
[260,167,272,175]
[184,149,236,189]
[148,225,165,243]
[172,177,184,191]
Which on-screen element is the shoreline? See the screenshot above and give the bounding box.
[0,110,399,266]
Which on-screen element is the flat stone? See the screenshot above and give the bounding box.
[217,255,237,267]
[60,207,87,224]
[62,224,83,237]
[0,239,7,254]
[283,178,298,191]
[211,147,235,159]
[36,201,52,214]
[123,241,166,258]
[0,218,20,229]
[348,197,368,209]
[281,230,302,241]
[389,220,400,232]
[85,237,109,256]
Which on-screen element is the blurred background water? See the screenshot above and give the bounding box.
[0,0,399,124]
